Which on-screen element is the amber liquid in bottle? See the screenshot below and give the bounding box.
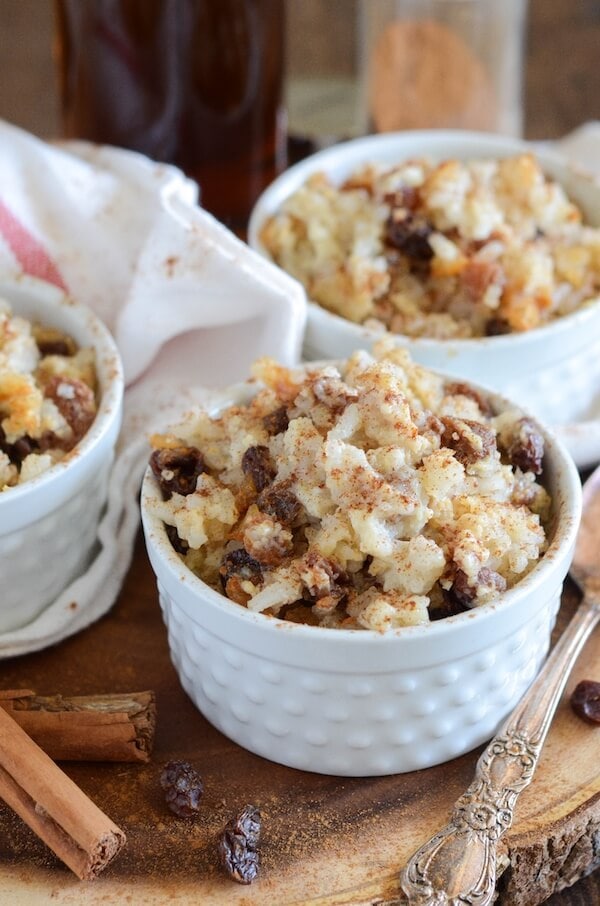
[54,0,286,229]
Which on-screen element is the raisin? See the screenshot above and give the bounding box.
[241,445,276,492]
[501,418,544,475]
[570,680,600,725]
[160,760,204,817]
[149,446,205,499]
[431,587,471,620]
[262,406,289,436]
[312,588,346,616]
[37,338,74,356]
[444,382,493,417]
[485,317,512,336]
[43,376,96,443]
[10,436,35,463]
[385,211,434,261]
[446,567,506,609]
[220,548,263,603]
[218,804,261,885]
[257,483,302,525]
[166,524,189,555]
[299,551,348,603]
[441,416,496,466]
[221,548,263,582]
[450,569,478,607]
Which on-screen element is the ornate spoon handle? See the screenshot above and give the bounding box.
[400,593,600,906]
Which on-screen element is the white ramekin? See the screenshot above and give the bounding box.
[248,130,600,430]
[141,378,581,777]
[0,277,123,633]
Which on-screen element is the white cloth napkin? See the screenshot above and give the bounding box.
[2,119,600,658]
[0,118,306,657]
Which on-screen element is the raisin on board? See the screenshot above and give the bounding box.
[149,446,205,499]
[570,680,600,725]
[218,804,261,885]
[160,760,204,817]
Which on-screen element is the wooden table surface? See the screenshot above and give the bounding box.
[0,1,599,903]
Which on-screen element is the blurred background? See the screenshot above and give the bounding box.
[0,0,597,143]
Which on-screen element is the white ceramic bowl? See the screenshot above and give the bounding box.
[248,130,600,430]
[141,378,581,777]
[0,277,123,633]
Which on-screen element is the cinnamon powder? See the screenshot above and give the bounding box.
[369,18,497,132]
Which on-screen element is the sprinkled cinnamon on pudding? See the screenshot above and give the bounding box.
[147,344,551,630]
[0,299,97,489]
[260,154,600,338]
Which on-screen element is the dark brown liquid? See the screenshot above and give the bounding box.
[54,0,286,228]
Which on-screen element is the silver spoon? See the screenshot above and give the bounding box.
[400,466,600,906]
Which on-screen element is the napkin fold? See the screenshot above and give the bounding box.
[0,119,306,657]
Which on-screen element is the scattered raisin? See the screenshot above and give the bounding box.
[160,760,204,817]
[218,804,261,885]
[441,416,496,466]
[570,680,600,725]
[241,445,276,492]
[149,446,205,499]
[262,406,289,436]
[166,524,189,555]
[43,376,96,442]
[385,211,434,261]
[257,483,302,525]
[501,418,544,475]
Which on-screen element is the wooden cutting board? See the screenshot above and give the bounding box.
[0,533,599,906]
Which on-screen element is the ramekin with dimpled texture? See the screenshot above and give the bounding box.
[248,130,600,444]
[0,276,123,634]
[141,379,581,777]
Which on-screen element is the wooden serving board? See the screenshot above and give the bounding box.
[0,533,599,906]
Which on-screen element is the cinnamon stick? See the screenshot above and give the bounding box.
[0,690,156,762]
[0,706,126,879]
